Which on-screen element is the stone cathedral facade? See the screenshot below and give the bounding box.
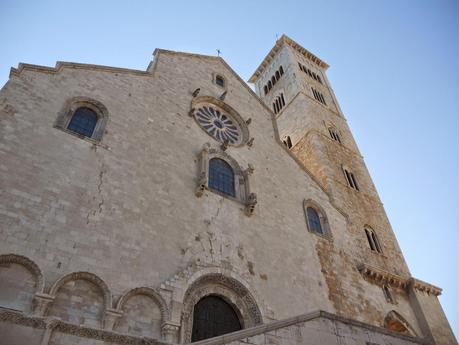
[0,35,456,345]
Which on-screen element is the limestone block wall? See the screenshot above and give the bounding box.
[0,45,455,345]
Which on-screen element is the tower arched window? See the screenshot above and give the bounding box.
[275,71,280,80]
[208,158,235,197]
[328,127,341,143]
[343,168,359,190]
[67,107,98,138]
[365,227,382,253]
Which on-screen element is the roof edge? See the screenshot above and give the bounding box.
[9,61,150,79]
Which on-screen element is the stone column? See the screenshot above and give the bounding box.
[104,308,123,330]
[33,293,54,317]
[161,321,180,343]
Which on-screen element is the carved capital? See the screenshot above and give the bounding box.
[195,171,207,197]
[32,293,54,316]
[245,193,257,216]
[161,321,180,343]
[103,308,123,330]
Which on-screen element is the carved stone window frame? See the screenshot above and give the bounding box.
[195,143,257,216]
[303,199,332,240]
[55,96,109,143]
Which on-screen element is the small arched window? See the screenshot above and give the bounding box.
[328,127,341,143]
[343,168,359,190]
[271,76,276,86]
[264,85,268,95]
[307,207,323,235]
[55,97,108,142]
[382,285,395,304]
[208,158,235,197]
[365,227,382,253]
[279,66,284,75]
[275,71,280,80]
[215,75,225,88]
[268,80,272,90]
[67,107,98,138]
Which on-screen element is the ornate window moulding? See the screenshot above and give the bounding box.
[195,143,257,216]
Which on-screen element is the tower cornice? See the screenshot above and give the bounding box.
[248,34,329,83]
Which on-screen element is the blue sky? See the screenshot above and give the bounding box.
[1,0,458,338]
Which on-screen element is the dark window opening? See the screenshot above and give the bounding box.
[264,86,268,95]
[263,66,284,95]
[383,286,395,304]
[192,296,242,342]
[208,158,235,197]
[365,228,382,253]
[328,128,341,143]
[283,136,292,149]
[307,207,323,234]
[67,107,98,138]
[215,75,225,87]
[365,229,376,251]
[344,169,359,190]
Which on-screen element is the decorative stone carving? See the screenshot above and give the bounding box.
[191,95,250,147]
[195,171,207,197]
[195,144,257,216]
[358,264,442,296]
[244,193,257,216]
[245,163,255,175]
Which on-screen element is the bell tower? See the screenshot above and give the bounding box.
[249,35,406,276]
[249,35,457,345]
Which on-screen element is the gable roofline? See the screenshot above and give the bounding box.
[248,34,329,83]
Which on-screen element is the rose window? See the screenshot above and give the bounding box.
[194,105,242,145]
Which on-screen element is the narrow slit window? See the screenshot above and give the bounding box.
[365,227,382,253]
[283,136,292,149]
[383,285,395,304]
[307,207,323,235]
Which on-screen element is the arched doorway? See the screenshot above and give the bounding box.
[191,296,242,341]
